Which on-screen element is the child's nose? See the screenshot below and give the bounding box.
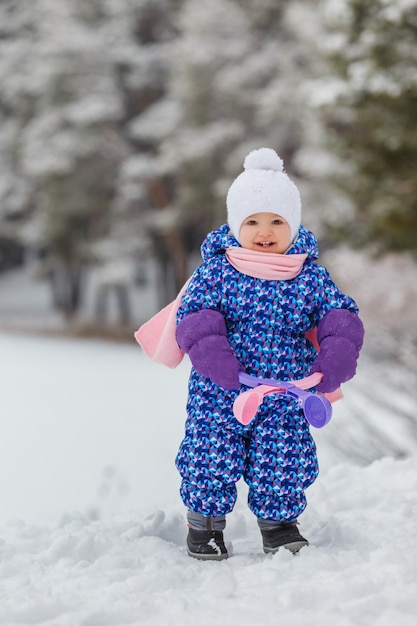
[258,225,272,236]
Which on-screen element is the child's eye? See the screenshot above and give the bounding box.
[246,220,258,225]
[272,219,283,225]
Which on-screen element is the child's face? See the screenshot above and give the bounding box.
[239,212,291,254]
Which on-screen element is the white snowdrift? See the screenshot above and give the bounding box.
[1,332,416,626]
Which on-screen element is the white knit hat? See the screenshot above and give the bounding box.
[226,148,301,243]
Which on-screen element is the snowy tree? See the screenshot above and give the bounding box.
[314,0,417,255]
[85,0,182,319]
[109,0,187,307]
[0,0,132,316]
[0,0,180,318]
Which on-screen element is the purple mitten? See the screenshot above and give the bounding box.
[310,309,364,392]
[176,309,242,389]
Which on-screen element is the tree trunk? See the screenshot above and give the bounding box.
[146,179,189,307]
[49,257,85,319]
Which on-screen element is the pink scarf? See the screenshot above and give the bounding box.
[226,248,307,280]
[134,248,307,367]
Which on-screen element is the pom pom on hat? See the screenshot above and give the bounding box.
[244,148,284,172]
[226,147,301,244]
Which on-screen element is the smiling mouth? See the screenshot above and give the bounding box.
[257,242,275,247]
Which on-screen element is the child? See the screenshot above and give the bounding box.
[137,147,364,560]
[174,148,364,560]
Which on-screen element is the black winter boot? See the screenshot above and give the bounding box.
[186,528,228,561]
[259,520,309,554]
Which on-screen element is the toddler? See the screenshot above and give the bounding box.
[138,147,364,560]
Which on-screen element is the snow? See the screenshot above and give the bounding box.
[1,330,417,625]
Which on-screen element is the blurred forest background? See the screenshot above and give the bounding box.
[0,0,416,373]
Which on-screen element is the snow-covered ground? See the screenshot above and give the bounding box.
[1,330,417,626]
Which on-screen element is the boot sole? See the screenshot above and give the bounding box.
[263,539,309,555]
[187,547,229,561]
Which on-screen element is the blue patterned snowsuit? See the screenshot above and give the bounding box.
[175,224,359,522]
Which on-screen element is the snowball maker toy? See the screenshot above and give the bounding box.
[234,372,332,428]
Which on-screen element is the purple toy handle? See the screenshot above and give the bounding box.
[234,372,332,428]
